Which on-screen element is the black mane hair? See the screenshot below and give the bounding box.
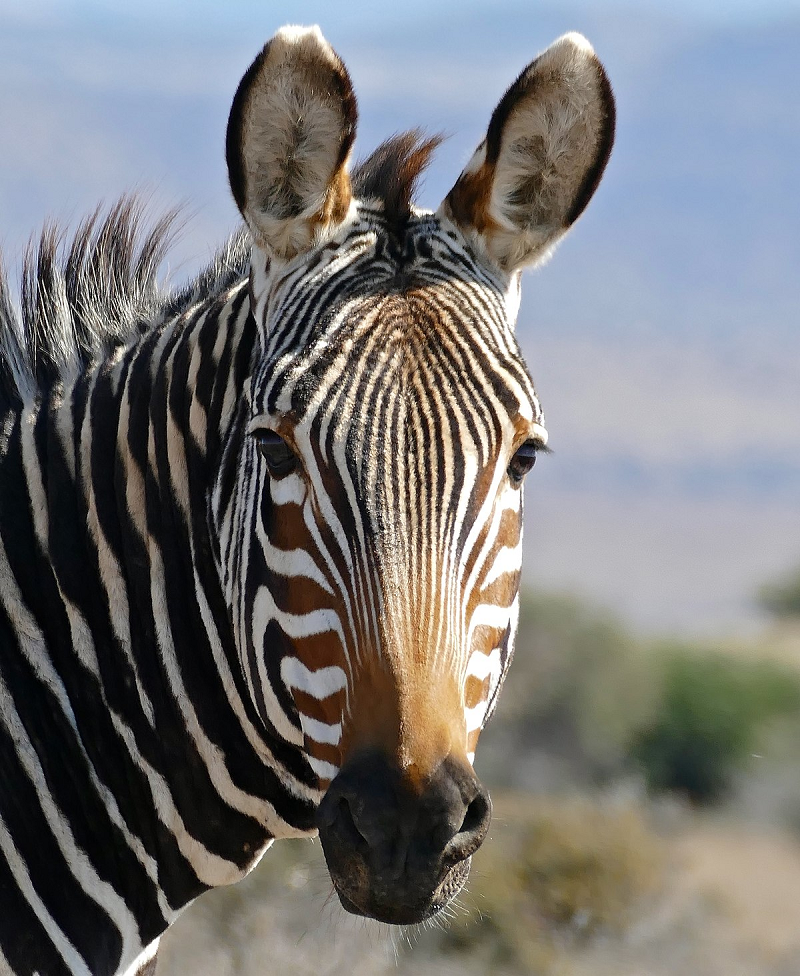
[352,130,443,227]
[0,130,442,403]
[0,198,249,403]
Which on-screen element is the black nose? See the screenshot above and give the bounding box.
[316,751,492,924]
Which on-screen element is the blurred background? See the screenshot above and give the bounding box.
[2,1,799,973]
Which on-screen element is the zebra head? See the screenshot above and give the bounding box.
[224,26,614,924]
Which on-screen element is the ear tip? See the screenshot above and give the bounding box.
[275,23,324,39]
[272,24,337,61]
[542,32,614,115]
[555,31,596,57]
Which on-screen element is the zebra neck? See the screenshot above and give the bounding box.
[0,278,318,973]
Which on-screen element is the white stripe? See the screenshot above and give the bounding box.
[82,378,157,728]
[250,589,305,746]
[461,461,511,604]
[269,471,306,506]
[464,699,490,733]
[482,537,522,590]
[187,317,209,456]
[147,543,286,829]
[307,756,339,781]
[259,534,334,596]
[464,646,504,735]
[0,539,173,920]
[119,937,160,976]
[298,713,342,746]
[467,601,513,643]
[281,657,348,700]
[465,646,502,683]
[530,421,548,445]
[193,568,323,811]
[218,295,250,440]
[106,708,245,888]
[0,942,13,975]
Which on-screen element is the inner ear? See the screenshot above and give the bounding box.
[226,26,357,260]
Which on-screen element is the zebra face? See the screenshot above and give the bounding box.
[244,211,545,764]
[239,217,542,922]
[226,26,614,923]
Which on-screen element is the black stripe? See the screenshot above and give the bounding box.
[0,808,73,976]
[0,608,123,972]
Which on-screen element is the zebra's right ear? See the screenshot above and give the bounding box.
[439,33,615,273]
[226,26,357,261]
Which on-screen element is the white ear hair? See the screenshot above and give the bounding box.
[439,33,615,272]
[226,25,357,260]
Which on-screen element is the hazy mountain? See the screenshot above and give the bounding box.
[1,3,797,632]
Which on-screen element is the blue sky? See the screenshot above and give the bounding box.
[4,0,800,34]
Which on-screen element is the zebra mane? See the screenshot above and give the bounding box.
[0,197,250,401]
[0,133,440,401]
[352,130,444,227]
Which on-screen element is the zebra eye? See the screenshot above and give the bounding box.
[508,440,538,485]
[253,430,297,476]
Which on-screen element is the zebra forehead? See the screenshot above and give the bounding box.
[261,299,540,434]
[255,224,541,426]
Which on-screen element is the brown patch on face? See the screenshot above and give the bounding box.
[465,674,491,712]
[305,742,342,791]
[292,684,347,788]
[268,489,305,543]
[462,503,522,631]
[292,685,346,728]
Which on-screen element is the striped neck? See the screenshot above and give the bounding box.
[0,272,323,974]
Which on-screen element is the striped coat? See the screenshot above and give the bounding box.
[0,25,614,976]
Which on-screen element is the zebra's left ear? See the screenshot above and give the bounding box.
[226,26,357,260]
[439,33,615,273]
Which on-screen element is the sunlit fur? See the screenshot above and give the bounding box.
[0,23,613,975]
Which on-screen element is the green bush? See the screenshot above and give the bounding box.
[759,565,800,619]
[482,591,659,782]
[632,648,800,804]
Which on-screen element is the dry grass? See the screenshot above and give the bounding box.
[158,795,800,976]
[438,793,664,975]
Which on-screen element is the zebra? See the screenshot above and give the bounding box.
[0,24,614,976]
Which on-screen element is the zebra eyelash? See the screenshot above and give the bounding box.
[507,439,548,485]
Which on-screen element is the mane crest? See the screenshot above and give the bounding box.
[0,198,250,402]
[352,130,444,226]
[0,133,442,402]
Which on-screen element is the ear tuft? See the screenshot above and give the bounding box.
[226,25,357,260]
[440,33,615,272]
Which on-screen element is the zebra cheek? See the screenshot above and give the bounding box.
[280,653,349,786]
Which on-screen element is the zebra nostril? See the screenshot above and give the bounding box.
[459,791,490,837]
[445,786,492,863]
[333,795,370,855]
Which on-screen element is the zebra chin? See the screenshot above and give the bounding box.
[315,751,492,925]
[333,860,472,926]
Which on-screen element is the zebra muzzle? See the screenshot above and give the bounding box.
[316,750,491,924]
